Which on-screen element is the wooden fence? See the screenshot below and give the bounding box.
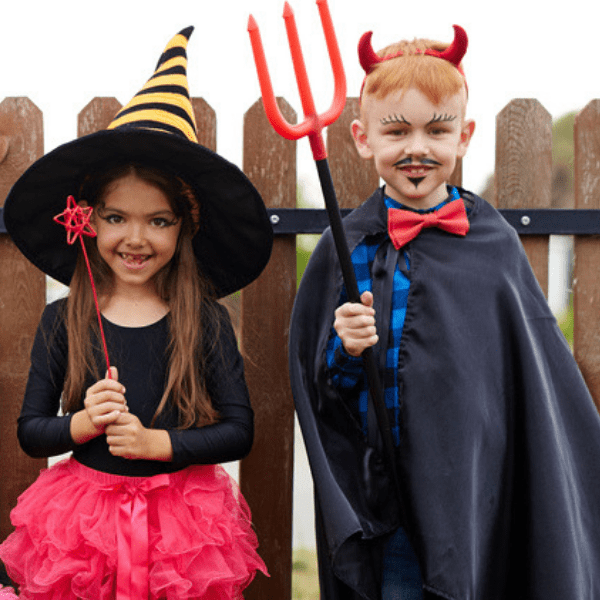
[1,95,600,599]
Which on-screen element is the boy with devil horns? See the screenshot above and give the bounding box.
[289,25,600,600]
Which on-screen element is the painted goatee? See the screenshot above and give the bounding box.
[394,157,442,187]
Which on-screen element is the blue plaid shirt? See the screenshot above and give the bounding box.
[326,187,461,445]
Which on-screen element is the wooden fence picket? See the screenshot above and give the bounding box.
[573,100,600,413]
[240,98,297,600]
[495,99,553,297]
[0,98,46,542]
[78,97,122,137]
[327,98,379,205]
[191,98,217,151]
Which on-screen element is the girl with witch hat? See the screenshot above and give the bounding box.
[0,27,271,599]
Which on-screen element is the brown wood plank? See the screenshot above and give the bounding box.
[495,99,552,296]
[0,98,47,541]
[191,98,216,152]
[240,98,297,600]
[328,97,379,207]
[78,97,122,137]
[573,100,600,413]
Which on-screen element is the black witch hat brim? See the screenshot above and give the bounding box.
[4,127,273,298]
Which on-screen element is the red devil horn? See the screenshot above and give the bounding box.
[438,25,468,67]
[358,31,383,74]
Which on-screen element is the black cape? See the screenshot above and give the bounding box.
[289,187,600,600]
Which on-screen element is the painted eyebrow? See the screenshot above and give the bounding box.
[380,114,411,126]
[148,210,177,217]
[428,113,457,124]
[99,206,177,218]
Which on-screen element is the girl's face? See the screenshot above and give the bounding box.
[92,173,182,295]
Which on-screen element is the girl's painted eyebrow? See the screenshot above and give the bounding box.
[149,210,177,218]
[428,113,457,124]
[380,114,411,126]
[100,206,176,218]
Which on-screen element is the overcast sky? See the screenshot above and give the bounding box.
[1,0,595,199]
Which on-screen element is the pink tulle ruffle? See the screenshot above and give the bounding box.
[0,459,267,599]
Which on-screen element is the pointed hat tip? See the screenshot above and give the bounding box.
[179,26,194,39]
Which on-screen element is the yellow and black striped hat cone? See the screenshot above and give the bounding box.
[108,27,198,142]
[4,27,273,298]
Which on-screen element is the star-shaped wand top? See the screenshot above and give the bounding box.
[53,195,97,245]
[52,195,111,376]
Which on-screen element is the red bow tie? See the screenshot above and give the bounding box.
[387,199,470,249]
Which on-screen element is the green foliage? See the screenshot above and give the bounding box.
[295,181,323,288]
[558,293,574,347]
[292,548,319,600]
[297,244,313,289]
[296,233,320,288]
[552,111,576,167]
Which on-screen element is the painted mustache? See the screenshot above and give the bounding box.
[393,157,442,167]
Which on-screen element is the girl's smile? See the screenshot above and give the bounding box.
[92,174,181,294]
[119,253,152,268]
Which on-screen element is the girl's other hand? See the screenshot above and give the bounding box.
[334,291,379,357]
[84,367,128,432]
[106,412,173,461]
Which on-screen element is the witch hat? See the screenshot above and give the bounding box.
[4,27,272,298]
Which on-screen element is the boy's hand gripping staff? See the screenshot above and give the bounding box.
[54,196,112,379]
[248,0,404,507]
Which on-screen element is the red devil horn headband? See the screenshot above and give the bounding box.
[358,25,468,75]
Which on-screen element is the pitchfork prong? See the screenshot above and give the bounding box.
[314,0,346,125]
[282,3,319,124]
[247,15,313,142]
[248,0,346,160]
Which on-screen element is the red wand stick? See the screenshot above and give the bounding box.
[54,195,112,378]
[248,0,404,509]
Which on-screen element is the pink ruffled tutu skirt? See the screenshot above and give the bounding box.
[0,458,268,599]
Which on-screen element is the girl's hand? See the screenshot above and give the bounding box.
[105,412,148,459]
[83,367,128,432]
[106,412,173,461]
[334,291,379,357]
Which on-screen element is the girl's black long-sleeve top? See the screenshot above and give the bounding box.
[17,299,254,476]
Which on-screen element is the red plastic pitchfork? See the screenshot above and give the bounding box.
[248,0,404,507]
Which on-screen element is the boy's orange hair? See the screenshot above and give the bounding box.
[360,27,467,107]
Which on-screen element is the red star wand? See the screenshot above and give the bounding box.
[54,195,112,378]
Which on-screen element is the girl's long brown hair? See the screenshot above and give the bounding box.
[62,163,220,428]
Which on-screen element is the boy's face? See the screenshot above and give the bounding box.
[352,87,475,210]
